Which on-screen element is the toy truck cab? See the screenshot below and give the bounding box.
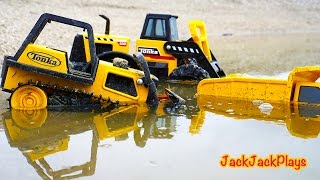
[140,13,179,42]
[136,14,178,77]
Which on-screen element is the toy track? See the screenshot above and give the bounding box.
[12,80,119,109]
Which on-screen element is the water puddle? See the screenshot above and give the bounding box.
[1,33,320,179]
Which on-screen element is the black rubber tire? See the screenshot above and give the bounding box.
[169,64,210,81]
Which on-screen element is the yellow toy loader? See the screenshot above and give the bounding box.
[1,13,159,110]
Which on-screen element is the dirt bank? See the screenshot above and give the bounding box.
[0,0,319,59]
[0,0,320,110]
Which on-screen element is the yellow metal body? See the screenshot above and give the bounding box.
[198,75,288,102]
[197,66,320,103]
[17,44,69,73]
[189,20,212,61]
[4,61,149,106]
[84,34,130,62]
[2,28,150,110]
[136,39,177,76]
[134,20,212,76]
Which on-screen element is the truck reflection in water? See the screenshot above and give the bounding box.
[2,92,320,179]
[3,109,98,179]
[1,102,197,180]
[198,95,320,139]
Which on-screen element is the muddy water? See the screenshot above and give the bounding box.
[1,33,320,180]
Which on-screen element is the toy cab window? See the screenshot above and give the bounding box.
[155,19,166,37]
[105,73,137,97]
[169,17,178,41]
[145,19,154,36]
[299,86,320,103]
[144,18,166,38]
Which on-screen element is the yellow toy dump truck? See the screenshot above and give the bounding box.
[1,13,159,110]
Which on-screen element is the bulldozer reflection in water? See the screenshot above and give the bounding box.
[2,84,320,179]
[1,91,201,180]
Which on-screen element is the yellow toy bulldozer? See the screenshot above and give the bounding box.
[80,13,225,81]
[136,13,226,80]
[76,14,132,65]
[0,13,159,110]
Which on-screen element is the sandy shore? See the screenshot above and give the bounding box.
[1,0,320,58]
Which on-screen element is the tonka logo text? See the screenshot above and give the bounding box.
[27,52,61,67]
[138,47,160,55]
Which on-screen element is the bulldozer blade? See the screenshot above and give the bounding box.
[164,41,226,78]
[197,66,320,104]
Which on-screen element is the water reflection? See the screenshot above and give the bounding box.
[1,98,201,179]
[198,95,320,139]
[1,83,320,179]
[3,109,98,179]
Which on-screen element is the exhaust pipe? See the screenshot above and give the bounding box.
[99,15,110,35]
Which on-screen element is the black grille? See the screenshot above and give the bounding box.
[105,73,137,97]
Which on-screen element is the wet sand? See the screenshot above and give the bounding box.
[214,32,320,74]
[1,0,320,60]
